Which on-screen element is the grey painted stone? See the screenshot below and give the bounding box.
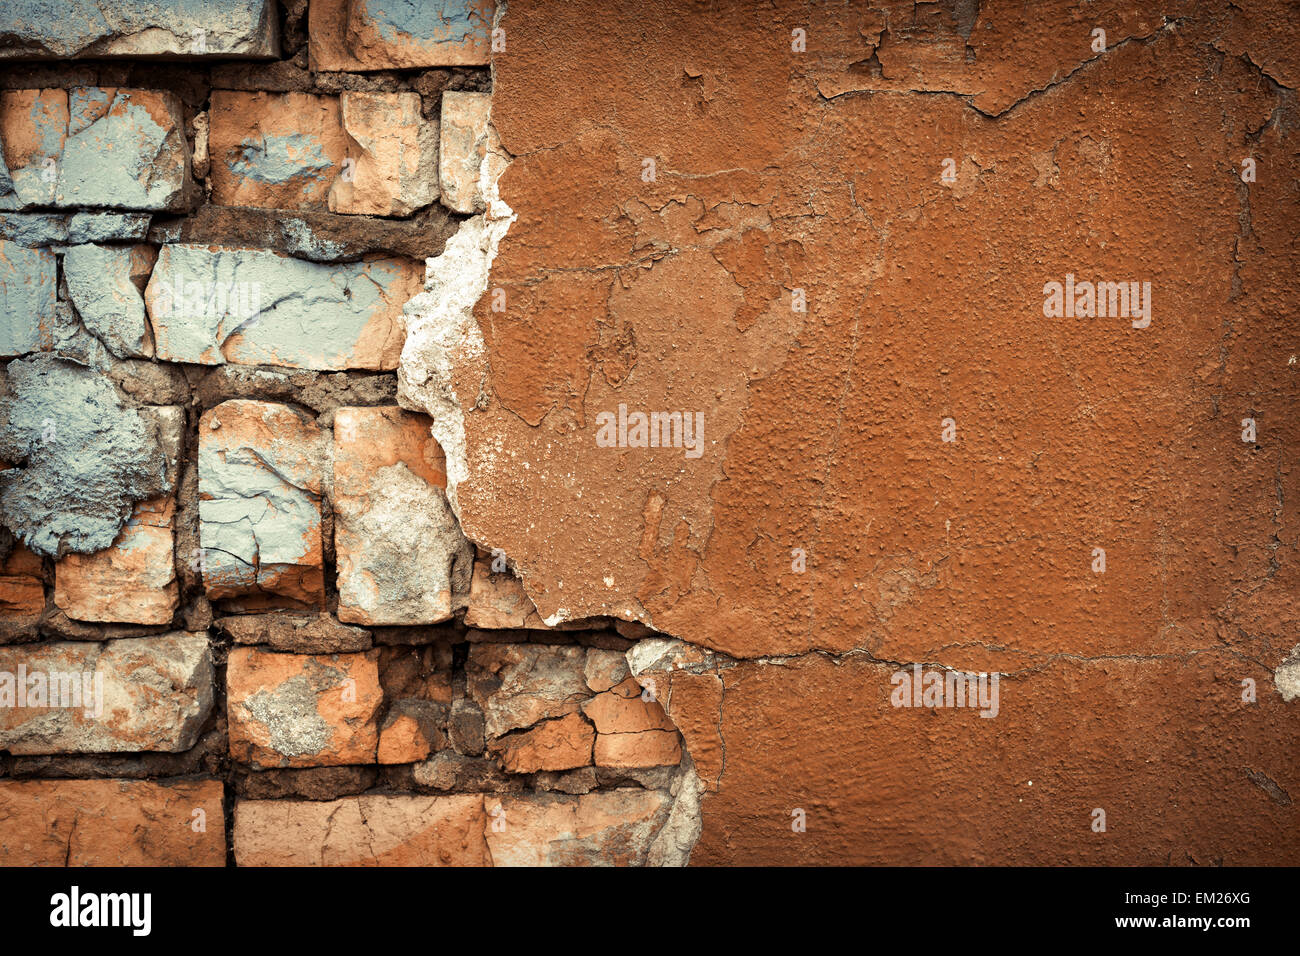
[0,240,55,356]
[466,644,591,739]
[0,355,170,558]
[0,0,278,59]
[0,87,191,211]
[0,212,152,246]
[146,243,421,370]
[197,400,325,605]
[0,633,214,754]
[63,244,154,359]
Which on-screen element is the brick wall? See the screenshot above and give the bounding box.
[0,0,698,867]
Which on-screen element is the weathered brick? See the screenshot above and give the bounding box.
[226,646,381,768]
[488,711,594,773]
[0,1,278,59]
[0,211,151,246]
[333,406,472,625]
[0,88,190,211]
[234,793,489,865]
[309,0,493,71]
[0,240,55,356]
[198,400,325,607]
[582,676,677,734]
[218,612,372,654]
[0,778,226,866]
[54,498,177,625]
[467,643,590,738]
[147,244,421,370]
[329,92,438,217]
[209,91,347,210]
[377,699,445,764]
[583,648,630,693]
[62,243,156,359]
[0,633,214,753]
[464,546,551,629]
[439,90,490,213]
[0,542,43,640]
[593,730,681,769]
[485,789,672,866]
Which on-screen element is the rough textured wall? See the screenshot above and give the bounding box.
[1,0,1298,867]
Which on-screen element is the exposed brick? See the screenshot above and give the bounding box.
[329,92,439,216]
[217,612,373,653]
[0,1,278,59]
[309,0,493,72]
[377,699,445,764]
[54,497,178,625]
[488,711,594,774]
[198,400,325,607]
[0,778,225,866]
[467,643,590,738]
[147,244,421,370]
[0,633,214,753]
[0,542,44,622]
[485,789,672,866]
[464,546,551,629]
[333,406,472,625]
[226,646,381,768]
[438,90,490,213]
[0,88,190,211]
[593,730,681,769]
[234,793,489,865]
[209,91,347,210]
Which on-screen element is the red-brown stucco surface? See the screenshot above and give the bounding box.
[453,0,1300,863]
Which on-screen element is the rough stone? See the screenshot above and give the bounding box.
[333,406,472,624]
[226,646,381,768]
[148,201,461,263]
[0,355,170,558]
[309,0,494,72]
[0,240,55,356]
[236,765,377,801]
[485,789,672,866]
[198,400,324,606]
[0,211,151,246]
[448,695,485,755]
[466,643,590,738]
[0,778,226,866]
[217,612,372,653]
[0,632,214,753]
[234,793,489,865]
[438,90,490,213]
[0,0,279,59]
[147,243,421,370]
[0,87,191,211]
[209,90,347,210]
[62,243,156,359]
[329,91,438,216]
[412,749,517,792]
